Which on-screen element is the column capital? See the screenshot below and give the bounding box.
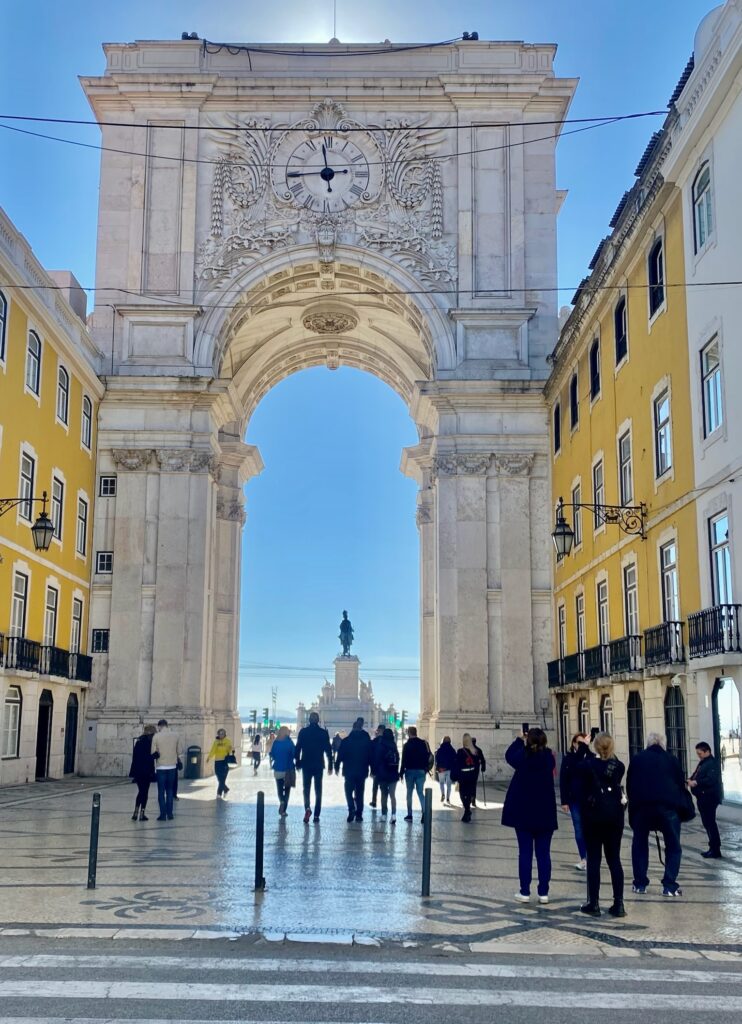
[492,453,535,477]
[111,448,154,471]
[432,453,491,479]
[154,447,218,475]
[216,497,247,524]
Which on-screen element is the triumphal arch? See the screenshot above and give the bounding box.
[79,37,576,772]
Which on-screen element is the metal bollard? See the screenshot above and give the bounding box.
[87,791,101,890]
[421,787,433,897]
[254,790,266,891]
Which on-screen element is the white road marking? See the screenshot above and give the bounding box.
[0,980,739,1008]
[0,954,740,986]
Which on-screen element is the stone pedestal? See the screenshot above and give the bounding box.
[334,656,360,698]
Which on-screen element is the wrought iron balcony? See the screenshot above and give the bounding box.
[1,633,92,683]
[608,634,642,673]
[688,604,742,658]
[644,621,685,667]
[547,658,564,688]
[563,652,583,684]
[584,643,610,680]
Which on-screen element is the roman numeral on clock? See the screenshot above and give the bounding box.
[289,182,304,196]
[350,183,364,197]
[323,136,334,149]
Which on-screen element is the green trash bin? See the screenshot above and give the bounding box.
[184,745,202,779]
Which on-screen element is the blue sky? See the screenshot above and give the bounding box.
[0,0,711,714]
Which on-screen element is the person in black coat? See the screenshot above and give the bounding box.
[376,728,401,822]
[689,741,723,858]
[575,733,626,918]
[295,711,334,824]
[559,732,592,870]
[455,734,485,821]
[435,736,458,804]
[129,724,156,821]
[335,718,372,822]
[368,724,386,809]
[501,729,558,903]
[626,733,688,896]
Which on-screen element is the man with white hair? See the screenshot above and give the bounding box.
[626,733,688,897]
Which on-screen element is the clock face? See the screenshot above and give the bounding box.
[276,134,375,215]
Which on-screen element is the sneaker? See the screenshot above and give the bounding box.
[381,810,388,817]
[574,859,587,871]
[514,892,530,903]
[166,814,174,820]
[313,816,320,823]
[702,850,722,858]
[131,812,139,821]
[278,801,286,816]
[347,812,355,823]
[355,814,363,822]
[662,886,683,898]
[139,814,148,822]
[303,809,312,824]
[223,786,230,795]
[404,814,413,822]
[538,895,549,905]
[631,885,647,894]
[580,902,601,916]
[390,816,396,825]
[156,815,167,821]
[462,811,472,822]
[440,792,445,802]
[369,802,377,809]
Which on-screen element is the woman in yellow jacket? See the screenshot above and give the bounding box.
[206,729,236,798]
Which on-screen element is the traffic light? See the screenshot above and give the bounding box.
[250,709,257,724]
[401,710,407,730]
[263,707,269,725]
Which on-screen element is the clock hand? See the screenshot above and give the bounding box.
[287,170,326,178]
[322,144,329,170]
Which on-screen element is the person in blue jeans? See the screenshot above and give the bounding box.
[559,732,592,870]
[502,729,558,904]
[400,726,430,822]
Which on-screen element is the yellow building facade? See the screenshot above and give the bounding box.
[0,208,104,785]
[546,121,703,774]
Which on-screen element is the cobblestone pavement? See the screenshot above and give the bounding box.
[2,762,741,957]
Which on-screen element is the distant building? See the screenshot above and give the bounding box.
[298,656,391,735]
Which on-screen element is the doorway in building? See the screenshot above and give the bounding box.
[35,689,53,779]
[713,676,742,804]
[664,684,687,776]
[64,693,79,774]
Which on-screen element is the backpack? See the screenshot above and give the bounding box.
[585,763,625,824]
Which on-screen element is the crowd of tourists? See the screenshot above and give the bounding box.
[129,714,724,917]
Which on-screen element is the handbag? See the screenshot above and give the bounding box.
[678,787,696,823]
[225,752,238,766]
[284,767,297,788]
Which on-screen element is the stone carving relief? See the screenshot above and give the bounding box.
[302,310,359,334]
[432,454,491,479]
[111,449,154,471]
[416,504,434,527]
[198,98,455,289]
[216,498,247,524]
[492,454,535,477]
[155,449,218,474]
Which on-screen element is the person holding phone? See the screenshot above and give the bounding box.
[559,733,593,870]
[502,728,558,903]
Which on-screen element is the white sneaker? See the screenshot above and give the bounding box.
[575,859,587,871]
[514,892,530,903]
[538,895,549,904]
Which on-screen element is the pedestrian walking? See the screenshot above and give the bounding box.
[129,724,156,821]
[470,738,487,807]
[271,726,296,816]
[151,719,182,822]
[501,728,558,904]
[251,733,263,773]
[266,731,276,761]
[295,711,333,823]
[688,741,723,858]
[435,735,457,804]
[575,732,626,918]
[376,728,401,823]
[559,732,592,870]
[401,726,430,823]
[626,733,690,897]
[335,717,372,822]
[369,723,386,808]
[206,728,236,798]
[332,732,343,757]
[455,733,483,822]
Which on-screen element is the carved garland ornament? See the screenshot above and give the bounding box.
[302,311,359,334]
[492,454,535,477]
[432,454,492,478]
[111,449,153,471]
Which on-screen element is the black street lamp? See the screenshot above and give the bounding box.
[0,491,55,552]
[552,495,646,559]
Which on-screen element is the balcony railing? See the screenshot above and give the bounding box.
[564,652,583,684]
[1,633,92,682]
[584,643,610,680]
[688,604,742,658]
[644,621,684,667]
[608,634,642,673]
[547,659,564,688]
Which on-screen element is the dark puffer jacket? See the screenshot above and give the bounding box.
[501,738,558,833]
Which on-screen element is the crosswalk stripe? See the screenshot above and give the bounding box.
[0,954,740,986]
[0,980,738,1009]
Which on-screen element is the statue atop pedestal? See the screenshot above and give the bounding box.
[339,610,354,656]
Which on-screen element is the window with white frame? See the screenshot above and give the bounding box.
[654,389,672,477]
[10,572,28,638]
[51,475,64,542]
[693,163,713,253]
[618,429,633,505]
[76,497,88,557]
[91,629,110,654]
[575,593,586,653]
[99,475,117,497]
[2,686,22,759]
[701,337,723,437]
[19,451,35,522]
[623,563,639,636]
[560,700,570,754]
[0,290,7,362]
[660,541,680,622]
[96,551,113,574]
[558,604,566,659]
[600,694,614,735]
[589,338,601,399]
[43,586,58,647]
[709,511,733,605]
[597,579,610,645]
[81,395,92,449]
[56,366,69,425]
[614,297,628,365]
[592,459,605,530]
[572,483,582,548]
[70,598,83,654]
[578,698,589,735]
[648,238,665,316]
[569,372,579,429]
[25,331,41,394]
